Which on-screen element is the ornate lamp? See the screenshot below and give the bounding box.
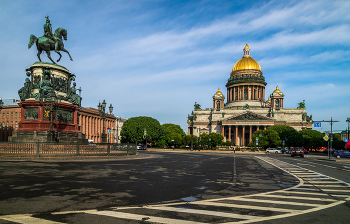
[109,104,113,114]
[102,99,106,111]
[0,97,3,109]
[97,102,102,112]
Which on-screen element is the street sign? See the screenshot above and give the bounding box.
[326,132,329,136]
[283,140,285,143]
[314,122,321,127]
[323,135,329,141]
[344,139,349,143]
[256,137,258,141]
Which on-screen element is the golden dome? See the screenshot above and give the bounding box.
[232,44,261,71]
[215,88,222,95]
[273,85,281,93]
[266,97,271,103]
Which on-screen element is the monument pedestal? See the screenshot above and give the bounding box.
[9,62,87,143]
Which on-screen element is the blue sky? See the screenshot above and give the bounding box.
[0,0,349,133]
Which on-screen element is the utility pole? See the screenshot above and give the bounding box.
[313,117,340,159]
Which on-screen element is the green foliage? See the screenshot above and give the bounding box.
[299,129,325,149]
[161,123,186,147]
[197,132,224,149]
[332,133,345,150]
[120,116,165,144]
[267,125,303,147]
[250,129,281,149]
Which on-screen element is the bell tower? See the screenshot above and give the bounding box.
[213,88,225,111]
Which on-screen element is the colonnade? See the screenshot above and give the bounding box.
[227,85,265,102]
[79,114,115,143]
[222,125,268,146]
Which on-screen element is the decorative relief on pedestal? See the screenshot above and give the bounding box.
[24,108,39,120]
[55,109,73,123]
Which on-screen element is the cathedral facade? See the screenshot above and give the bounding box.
[188,44,313,146]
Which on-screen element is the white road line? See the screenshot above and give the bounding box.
[218,197,322,206]
[0,214,64,224]
[282,191,349,198]
[84,210,205,224]
[191,201,301,213]
[316,189,350,192]
[226,200,346,224]
[306,181,344,184]
[147,206,259,220]
[303,184,350,188]
[247,194,336,202]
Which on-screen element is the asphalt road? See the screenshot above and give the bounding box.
[0,151,349,223]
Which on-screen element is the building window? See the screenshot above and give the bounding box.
[15,112,18,118]
[15,121,18,128]
[7,113,9,118]
[2,122,4,127]
[6,122,9,127]
[11,112,13,118]
[11,121,13,127]
[2,113,4,118]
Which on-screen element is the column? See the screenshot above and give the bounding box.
[242,126,245,146]
[263,87,265,101]
[221,126,225,141]
[249,125,252,143]
[230,88,233,102]
[228,126,231,142]
[235,126,238,146]
[248,86,251,100]
[257,126,259,131]
[227,89,229,101]
[233,87,236,101]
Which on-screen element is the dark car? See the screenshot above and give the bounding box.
[291,147,304,158]
[334,150,350,158]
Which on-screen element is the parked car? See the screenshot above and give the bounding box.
[137,144,146,150]
[266,148,282,153]
[279,148,288,154]
[291,147,304,158]
[303,148,309,154]
[334,150,350,158]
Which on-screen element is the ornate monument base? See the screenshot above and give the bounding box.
[9,62,87,143]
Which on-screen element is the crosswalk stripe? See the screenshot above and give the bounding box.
[247,194,336,201]
[84,210,205,224]
[306,181,344,184]
[191,201,299,212]
[303,184,350,188]
[0,214,64,224]
[280,191,349,198]
[216,197,323,206]
[147,206,259,220]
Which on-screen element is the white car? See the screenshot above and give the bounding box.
[266,148,282,153]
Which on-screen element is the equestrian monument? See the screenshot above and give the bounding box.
[9,16,87,143]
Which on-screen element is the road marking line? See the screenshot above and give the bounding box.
[0,214,64,224]
[281,191,349,198]
[316,189,350,192]
[247,194,336,201]
[84,210,204,224]
[225,200,346,224]
[219,197,322,206]
[303,184,350,188]
[191,201,300,212]
[306,181,345,183]
[147,206,259,220]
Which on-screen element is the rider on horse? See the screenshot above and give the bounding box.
[43,16,56,44]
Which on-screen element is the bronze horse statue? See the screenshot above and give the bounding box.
[28,27,73,64]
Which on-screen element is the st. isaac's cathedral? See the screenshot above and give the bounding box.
[188,44,313,146]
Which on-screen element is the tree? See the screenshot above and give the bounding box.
[299,129,325,149]
[208,132,224,148]
[267,125,303,147]
[120,116,165,144]
[249,129,281,149]
[161,123,185,147]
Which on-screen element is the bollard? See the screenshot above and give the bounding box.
[36,141,40,158]
[76,144,80,156]
[107,144,110,156]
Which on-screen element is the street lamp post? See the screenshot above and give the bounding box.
[43,90,61,142]
[188,111,196,151]
[346,117,350,140]
[143,127,147,150]
[313,118,339,159]
[98,100,113,143]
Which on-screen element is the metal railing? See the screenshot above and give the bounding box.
[0,142,137,157]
